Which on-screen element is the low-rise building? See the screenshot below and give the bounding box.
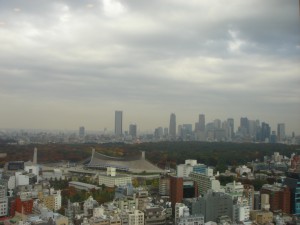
[99,168,132,188]
[144,206,166,225]
[250,210,273,224]
[69,181,100,191]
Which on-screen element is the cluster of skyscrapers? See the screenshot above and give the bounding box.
[110,111,290,143]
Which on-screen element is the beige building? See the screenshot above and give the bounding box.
[38,188,61,211]
[250,210,273,224]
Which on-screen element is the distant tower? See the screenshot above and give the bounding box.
[240,117,249,136]
[227,118,234,137]
[33,147,37,164]
[115,111,123,136]
[169,113,176,138]
[199,114,205,132]
[129,124,137,138]
[277,123,286,142]
[79,126,85,138]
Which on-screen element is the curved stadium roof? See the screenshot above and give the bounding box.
[87,150,163,173]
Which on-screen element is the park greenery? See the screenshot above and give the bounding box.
[0,142,298,171]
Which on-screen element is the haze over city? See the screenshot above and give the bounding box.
[0,0,299,134]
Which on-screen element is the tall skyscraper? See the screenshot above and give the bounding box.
[199,114,205,132]
[227,118,234,137]
[240,117,249,136]
[213,119,221,129]
[129,124,137,138]
[277,123,286,142]
[115,111,123,136]
[169,113,176,138]
[261,122,271,142]
[79,126,85,138]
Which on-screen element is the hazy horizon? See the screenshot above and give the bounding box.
[0,0,299,134]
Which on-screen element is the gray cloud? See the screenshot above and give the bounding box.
[0,0,299,133]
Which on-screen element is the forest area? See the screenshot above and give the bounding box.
[0,142,299,170]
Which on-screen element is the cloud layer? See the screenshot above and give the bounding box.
[0,0,299,133]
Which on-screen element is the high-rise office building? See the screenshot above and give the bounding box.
[261,122,271,142]
[240,117,249,136]
[79,126,85,138]
[227,118,234,138]
[213,119,221,129]
[129,124,137,138]
[277,123,286,142]
[199,114,205,132]
[115,111,123,136]
[169,113,176,138]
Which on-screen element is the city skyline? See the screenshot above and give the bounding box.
[0,112,295,137]
[0,1,299,133]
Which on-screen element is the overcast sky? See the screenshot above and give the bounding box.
[0,0,299,134]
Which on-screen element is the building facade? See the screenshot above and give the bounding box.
[115,111,123,137]
[169,113,176,139]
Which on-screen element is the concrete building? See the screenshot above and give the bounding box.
[84,196,99,217]
[135,190,150,211]
[117,197,137,211]
[177,206,204,225]
[277,123,286,142]
[235,165,251,176]
[227,118,234,139]
[159,175,170,196]
[169,113,176,139]
[79,126,85,138]
[144,206,166,225]
[260,183,290,214]
[128,210,144,225]
[38,188,62,211]
[232,201,250,223]
[170,176,198,210]
[69,181,100,191]
[189,171,220,195]
[0,181,8,217]
[198,191,233,223]
[98,167,132,188]
[250,210,273,224]
[175,203,189,224]
[224,181,244,200]
[129,124,137,138]
[115,111,123,137]
[284,172,300,215]
[183,198,201,216]
[177,160,210,178]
